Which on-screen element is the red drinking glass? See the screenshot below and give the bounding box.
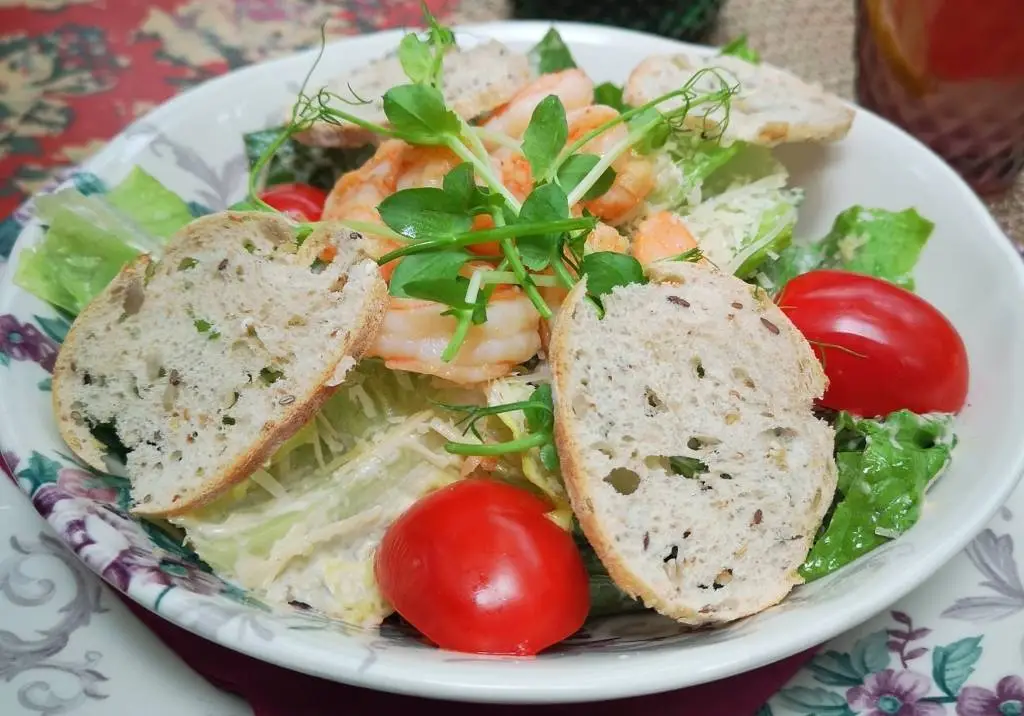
[855,0,1024,195]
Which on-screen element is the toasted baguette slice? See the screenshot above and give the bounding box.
[52,212,387,517]
[295,40,533,148]
[550,261,837,624]
[623,53,854,146]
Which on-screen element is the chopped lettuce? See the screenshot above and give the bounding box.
[14,168,191,316]
[487,377,570,519]
[527,28,577,74]
[649,134,743,210]
[800,410,956,582]
[720,35,761,64]
[758,206,935,291]
[174,361,471,626]
[105,167,195,238]
[243,126,375,191]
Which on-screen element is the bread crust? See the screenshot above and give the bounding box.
[550,264,836,624]
[52,212,388,517]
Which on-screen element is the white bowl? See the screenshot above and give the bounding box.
[1,21,1023,705]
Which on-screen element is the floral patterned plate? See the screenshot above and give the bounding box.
[1,21,1024,705]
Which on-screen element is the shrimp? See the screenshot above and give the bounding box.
[322,140,409,277]
[491,146,533,202]
[323,142,465,277]
[483,69,595,141]
[631,211,700,266]
[566,105,656,226]
[368,285,542,385]
[395,146,460,191]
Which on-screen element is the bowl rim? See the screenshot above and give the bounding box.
[1,19,1023,704]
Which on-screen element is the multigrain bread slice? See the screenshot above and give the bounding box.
[295,39,533,148]
[623,53,854,146]
[549,261,837,624]
[52,212,388,517]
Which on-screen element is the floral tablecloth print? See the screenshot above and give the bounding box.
[3,1,1024,715]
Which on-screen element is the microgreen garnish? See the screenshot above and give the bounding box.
[528,28,578,74]
[555,153,616,201]
[581,252,648,313]
[720,35,761,64]
[521,95,568,180]
[661,247,705,263]
[248,4,737,366]
[442,384,559,470]
[594,81,627,112]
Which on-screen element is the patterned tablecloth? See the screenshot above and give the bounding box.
[2,0,1022,245]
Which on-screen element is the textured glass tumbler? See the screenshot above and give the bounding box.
[855,0,1024,195]
[510,0,723,43]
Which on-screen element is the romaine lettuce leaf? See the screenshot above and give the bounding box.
[799,410,956,582]
[527,28,577,74]
[758,206,935,291]
[105,167,195,238]
[243,127,375,191]
[14,168,191,316]
[173,361,473,625]
[574,531,646,617]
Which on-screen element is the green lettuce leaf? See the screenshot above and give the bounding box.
[14,168,191,316]
[799,410,956,582]
[573,530,646,617]
[528,28,577,74]
[758,206,935,291]
[105,167,195,238]
[243,126,375,191]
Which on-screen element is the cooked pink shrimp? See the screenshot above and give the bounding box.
[368,285,542,385]
[566,105,656,226]
[322,140,409,277]
[483,69,595,141]
[491,147,534,203]
[632,211,701,266]
[395,146,460,190]
[538,222,628,352]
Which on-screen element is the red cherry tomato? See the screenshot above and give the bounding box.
[258,183,327,222]
[776,270,969,417]
[375,479,590,656]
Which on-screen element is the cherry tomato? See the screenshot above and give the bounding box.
[375,479,590,656]
[776,270,969,417]
[258,183,327,222]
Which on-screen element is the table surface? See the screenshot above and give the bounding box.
[2,1,1024,715]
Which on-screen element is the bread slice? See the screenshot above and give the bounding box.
[623,53,854,146]
[52,212,388,517]
[549,261,837,624]
[295,39,533,148]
